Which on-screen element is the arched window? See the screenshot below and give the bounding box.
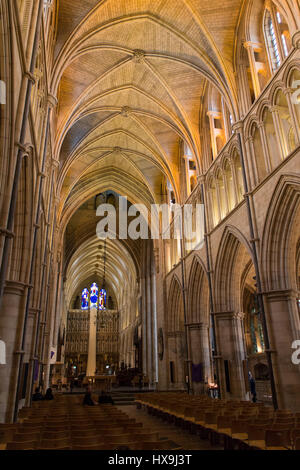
[264,5,292,74]
[209,178,219,227]
[233,151,244,202]
[81,288,89,310]
[90,283,99,308]
[216,170,227,219]
[99,288,107,310]
[224,160,235,211]
[275,90,296,156]
[264,10,281,72]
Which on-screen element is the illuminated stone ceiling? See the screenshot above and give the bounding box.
[53,0,246,300]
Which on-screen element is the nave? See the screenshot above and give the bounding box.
[0,0,300,453]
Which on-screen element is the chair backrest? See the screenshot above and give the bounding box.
[271,423,294,430]
[39,438,71,449]
[265,429,291,448]
[6,440,37,450]
[295,437,300,451]
[204,412,218,424]
[231,420,250,434]
[217,415,232,430]
[42,431,70,440]
[13,432,40,442]
[247,425,267,441]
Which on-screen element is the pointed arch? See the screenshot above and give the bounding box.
[261,174,300,291]
[167,275,184,333]
[187,256,209,325]
[214,226,254,312]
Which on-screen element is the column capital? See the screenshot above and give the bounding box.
[24,71,36,84]
[232,120,244,133]
[243,41,262,52]
[262,288,299,301]
[197,174,206,185]
[292,31,300,49]
[0,228,14,238]
[47,93,58,108]
[282,87,294,96]
[207,110,222,119]
[4,280,27,295]
[213,311,237,321]
[269,105,280,114]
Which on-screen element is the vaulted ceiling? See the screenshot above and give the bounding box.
[53,0,245,301]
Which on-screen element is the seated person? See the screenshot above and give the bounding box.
[44,387,54,400]
[83,388,97,406]
[32,387,43,401]
[98,391,114,405]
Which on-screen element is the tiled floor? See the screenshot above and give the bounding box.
[120,405,223,450]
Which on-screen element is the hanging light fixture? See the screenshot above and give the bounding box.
[98,239,107,327]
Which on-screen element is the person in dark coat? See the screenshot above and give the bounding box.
[98,391,114,405]
[83,387,97,406]
[32,387,43,401]
[249,371,257,403]
[44,388,54,400]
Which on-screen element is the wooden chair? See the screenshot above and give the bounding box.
[42,431,70,440]
[265,429,291,450]
[204,412,218,430]
[38,438,71,450]
[294,437,300,451]
[271,423,294,430]
[246,425,267,449]
[71,436,101,447]
[131,440,182,450]
[72,443,108,450]
[6,440,37,450]
[13,432,41,443]
[131,432,159,442]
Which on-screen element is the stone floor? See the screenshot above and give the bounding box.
[120,405,223,450]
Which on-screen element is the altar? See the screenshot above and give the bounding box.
[83,374,117,391]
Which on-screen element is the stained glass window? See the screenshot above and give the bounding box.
[99,288,107,310]
[90,283,99,308]
[81,288,89,310]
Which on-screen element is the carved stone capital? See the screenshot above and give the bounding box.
[292,31,300,49]
[47,93,58,108]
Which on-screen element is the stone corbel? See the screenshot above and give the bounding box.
[292,31,300,49]
[47,93,58,108]
[15,142,33,157]
[24,71,36,84]
[0,228,14,238]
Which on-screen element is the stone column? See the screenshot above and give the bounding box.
[86,308,97,377]
[0,281,27,422]
[151,272,158,384]
[214,312,247,400]
[175,332,186,389]
[243,42,262,100]
[264,289,300,411]
[189,323,212,394]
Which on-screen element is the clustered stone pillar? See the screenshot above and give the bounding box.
[0,282,26,422]
[215,312,247,399]
[86,308,97,377]
[264,290,300,411]
[189,323,212,394]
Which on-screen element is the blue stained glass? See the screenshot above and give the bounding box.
[99,288,107,310]
[81,288,89,310]
[90,283,98,308]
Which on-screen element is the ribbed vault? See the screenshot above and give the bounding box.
[54,0,247,311]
